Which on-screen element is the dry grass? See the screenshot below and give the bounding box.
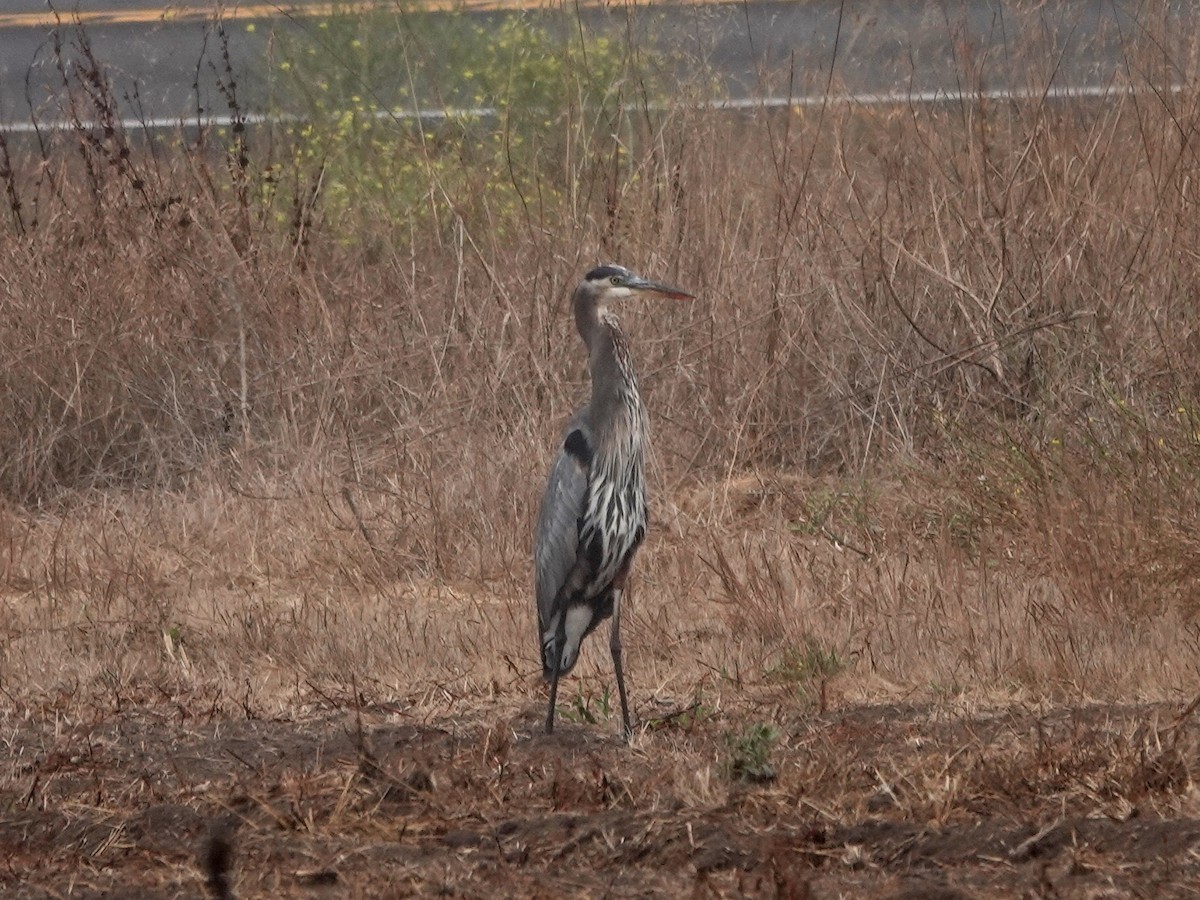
[2,7,1200,896]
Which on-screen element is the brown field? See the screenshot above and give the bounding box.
[3,7,1200,897]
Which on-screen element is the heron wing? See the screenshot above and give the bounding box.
[534,421,592,634]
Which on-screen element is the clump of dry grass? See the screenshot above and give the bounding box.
[2,9,1200,729]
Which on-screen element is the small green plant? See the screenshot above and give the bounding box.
[723,722,778,783]
[645,694,717,732]
[765,637,846,698]
[559,685,612,725]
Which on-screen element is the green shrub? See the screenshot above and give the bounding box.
[269,6,660,234]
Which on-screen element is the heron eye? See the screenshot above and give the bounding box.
[610,275,621,285]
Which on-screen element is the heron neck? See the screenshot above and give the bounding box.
[574,288,604,355]
[576,302,639,435]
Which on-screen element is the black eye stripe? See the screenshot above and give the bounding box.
[585,264,628,282]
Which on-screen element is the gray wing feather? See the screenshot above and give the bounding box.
[534,429,590,633]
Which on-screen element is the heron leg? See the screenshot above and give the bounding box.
[546,617,567,734]
[610,589,631,740]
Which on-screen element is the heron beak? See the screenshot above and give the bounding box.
[629,276,695,301]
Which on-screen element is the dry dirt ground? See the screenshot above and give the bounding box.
[3,695,1200,898]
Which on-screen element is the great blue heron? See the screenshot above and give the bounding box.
[535,264,694,738]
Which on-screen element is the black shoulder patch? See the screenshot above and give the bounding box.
[564,429,593,466]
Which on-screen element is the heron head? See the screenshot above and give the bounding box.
[581,264,694,304]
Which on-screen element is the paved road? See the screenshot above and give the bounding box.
[0,0,1194,127]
